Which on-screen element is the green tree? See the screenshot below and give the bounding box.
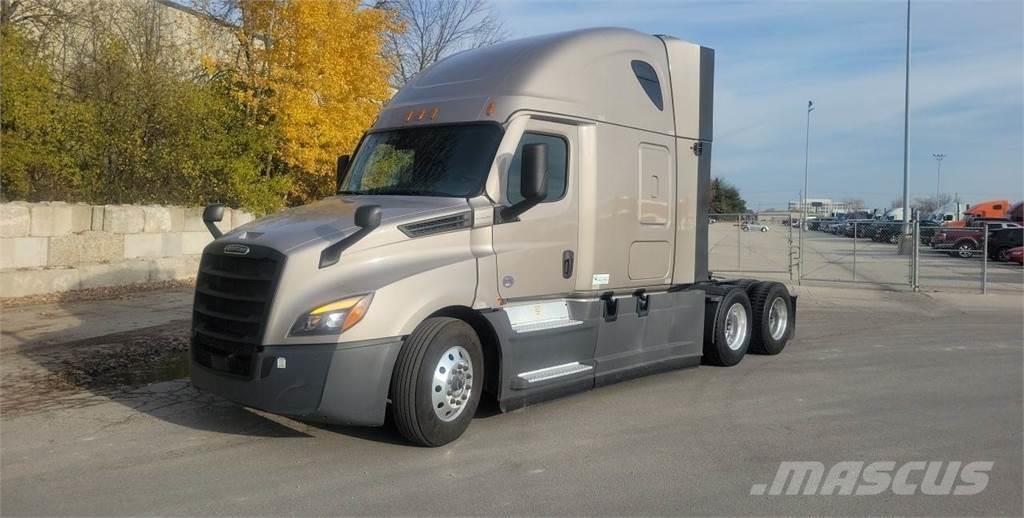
[0,27,84,201]
[708,177,747,215]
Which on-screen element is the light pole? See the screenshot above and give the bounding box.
[799,100,814,281]
[900,0,912,236]
[932,153,945,198]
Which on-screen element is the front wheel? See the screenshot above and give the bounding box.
[390,317,483,447]
[995,247,1011,262]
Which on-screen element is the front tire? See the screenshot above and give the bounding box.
[390,317,483,447]
[703,288,752,367]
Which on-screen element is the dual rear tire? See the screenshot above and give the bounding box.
[703,281,793,366]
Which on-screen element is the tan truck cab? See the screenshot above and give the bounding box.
[190,27,796,446]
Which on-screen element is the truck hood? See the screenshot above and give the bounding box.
[223,195,469,253]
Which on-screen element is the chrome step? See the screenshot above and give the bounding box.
[514,362,593,388]
[505,300,583,334]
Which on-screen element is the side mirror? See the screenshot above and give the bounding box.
[336,155,351,193]
[319,204,382,268]
[202,203,225,238]
[499,143,548,222]
[354,204,382,230]
[519,143,548,201]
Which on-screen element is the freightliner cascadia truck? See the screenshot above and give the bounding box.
[191,27,796,446]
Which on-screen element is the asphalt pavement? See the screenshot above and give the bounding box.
[0,287,1021,516]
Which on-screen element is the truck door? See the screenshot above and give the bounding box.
[493,120,579,300]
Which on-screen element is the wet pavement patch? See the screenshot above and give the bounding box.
[1,320,194,416]
[57,337,190,390]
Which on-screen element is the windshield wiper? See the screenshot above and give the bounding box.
[364,189,456,197]
[336,190,363,195]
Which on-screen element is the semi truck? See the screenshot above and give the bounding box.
[190,28,797,446]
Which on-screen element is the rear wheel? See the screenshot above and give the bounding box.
[954,240,975,259]
[703,288,752,367]
[749,282,793,355]
[390,317,483,447]
[995,246,1011,262]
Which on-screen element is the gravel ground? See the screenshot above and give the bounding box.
[0,279,195,308]
[1,320,190,417]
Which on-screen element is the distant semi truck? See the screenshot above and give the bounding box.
[189,28,796,446]
[943,199,1010,227]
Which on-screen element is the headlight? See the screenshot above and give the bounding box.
[291,294,373,336]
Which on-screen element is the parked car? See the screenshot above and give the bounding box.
[919,220,943,245]
[987,227,1024,262]
[931,220,1022,258]
[808,217,834,231]
[841,219,874,238]
[870,221,903,243]
[1008,246,1024,265]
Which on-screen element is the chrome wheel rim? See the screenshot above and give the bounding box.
[958,245,971,258]
[768,297,788,341]
[723,303,748,351]
[431,346,473,422]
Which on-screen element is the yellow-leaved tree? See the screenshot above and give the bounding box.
[232,0,397,203]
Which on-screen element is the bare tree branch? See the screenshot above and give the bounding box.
[376,0,506,87]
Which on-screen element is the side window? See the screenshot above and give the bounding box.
[631,60,664,111]
[507,132,568,204]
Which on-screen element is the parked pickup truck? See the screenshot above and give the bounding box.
[931,220,1021,258]
[987,227,1024,262]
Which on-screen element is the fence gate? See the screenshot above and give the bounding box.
[707,213,799,284]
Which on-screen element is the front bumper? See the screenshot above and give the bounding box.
[191,337,404,426]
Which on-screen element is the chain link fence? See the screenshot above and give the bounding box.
[708,213,797,283]
[708,214,1023,294]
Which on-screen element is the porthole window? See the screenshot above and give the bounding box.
[631,60,664,111]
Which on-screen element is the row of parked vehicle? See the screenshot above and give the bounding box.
[806,201,1024,265]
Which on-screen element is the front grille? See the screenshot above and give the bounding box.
[191,244,284,379]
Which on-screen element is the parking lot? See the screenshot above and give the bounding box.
[709,222,1024,293]
[1,283,1021,516]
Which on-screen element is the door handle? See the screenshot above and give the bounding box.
[562,250,574,279]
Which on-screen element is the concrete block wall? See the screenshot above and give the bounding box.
[0,202,255,298]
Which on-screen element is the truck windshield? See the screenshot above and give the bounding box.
[340,123,503,197]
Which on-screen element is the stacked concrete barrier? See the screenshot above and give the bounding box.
[0,202,255,298]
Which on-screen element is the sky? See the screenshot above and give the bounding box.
[491,0,1024,211]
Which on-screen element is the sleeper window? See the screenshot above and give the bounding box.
[631,60,664,111]
[507,132,568,204]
